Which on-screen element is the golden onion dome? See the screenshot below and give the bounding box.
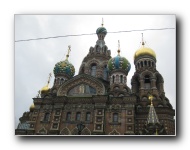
[134,45,156,60]
[30,103,35,111]
[41,84,50,94]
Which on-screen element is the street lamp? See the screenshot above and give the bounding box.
[77,122,85,135]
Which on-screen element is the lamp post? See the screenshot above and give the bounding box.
[77,122,85,135]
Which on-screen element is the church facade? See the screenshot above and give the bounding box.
[15,24,175,135]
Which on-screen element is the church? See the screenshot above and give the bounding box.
[15,22,175,135]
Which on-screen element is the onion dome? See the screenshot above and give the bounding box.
[53,46,75,77]
[108,41,131,74]
[41,84,50,94]
[41,73,51,94]
[134,34,156,60]
[96,18,107,35]
[96,27,107,35]
[29,103,35,111]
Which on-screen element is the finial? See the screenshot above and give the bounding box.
[148,94,154,105]
[141,33,145,46]
[47,73,52,85]
[101,18,104,27]
[66,45,71,60]
[117,40,120,56]
[36,90,41,98]
[156,128,158,135]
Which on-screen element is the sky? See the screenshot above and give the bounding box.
[15,15,176,128]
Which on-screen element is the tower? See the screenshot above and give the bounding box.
[131,34,175,135]
[78,21,111,80]
[107,40,131,97]
[52,46,75,94]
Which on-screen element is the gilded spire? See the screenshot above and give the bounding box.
[141,33,145,46]
[101,18,104,27]
[147,94,160,124]
[65,45,71,60]
[117,40,120,56]
[149,94,154,106]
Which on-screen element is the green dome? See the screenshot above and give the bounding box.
[108,55,131,74]
[96,27,107,35]
[53,59,75,77]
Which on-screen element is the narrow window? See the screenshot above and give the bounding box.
[120,75,123,83]
[112,76,115,83]
[76,112,81,121]
[44,113,50,122]
[141,61,143,67]
[91,64,97,77]
[144,75,151,89]
[103,65,108,80]
[66,112,71,121]
[113,113,118,122]
[86,112,91,121]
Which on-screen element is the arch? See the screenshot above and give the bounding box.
[131,74,140,93]
[142,96,148,101]
[140,71,154,79]
[118,93,124,97]
[38,127,47,135]
[60,127,71,135]
[155,73,164,92]
[109,129,120,135]
[81,127,91,135]
[71,127,78,135]
[57,74,106,96]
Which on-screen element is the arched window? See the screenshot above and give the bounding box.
[148,61,151,67]
[138,63,140,69]
[152,62,154,67]
[145,60,147,66]
[120,75,123,83]
[113,113,118,122]
[112,76,115,83]
[144,75,151,89]
[141,61,143,67]
[91,64,97,77]
[86,112,91,121]
[76,112,81,121]
[44,113,50,122]
[103,65,108,80]
[60,78,64,85]
[66,112,71,121]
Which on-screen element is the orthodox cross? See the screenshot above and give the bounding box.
[101,18,104,27]
[47,73,52,84]
[117,40,120,56]
[66,45,71,60]
[141,33,145,46]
